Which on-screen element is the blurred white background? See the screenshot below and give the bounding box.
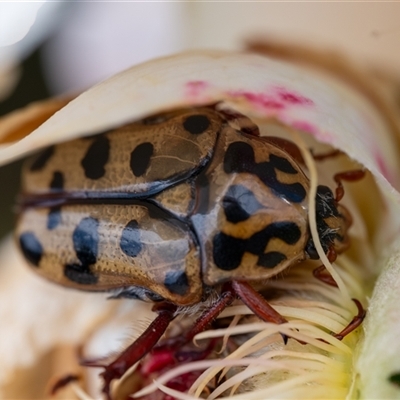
[1,1,400,95]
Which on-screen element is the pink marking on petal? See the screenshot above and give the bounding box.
[227,90,284,111]
[374,151,393,183]
[275,87,314,106]
[185,80,209,98]
[291,120,318,135]
[290,120,336,144]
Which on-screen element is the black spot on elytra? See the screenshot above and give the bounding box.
[64,217,99,285]
[19,232,43,267]
[130,142,153,177]
[212,221,301,271]
[29,146,55,171]
[164,270,190,296]
[73,217,99,265]
[222,184,264,223]
[223,142,306,203]
[257,252,287,268]
[305,185,343,259]
[224,141,255,173]
[81,136,110,179]
[120,219,142,257]
[212,233,247,271]
[50,171,64,191]
[249,221,301,254]
[269,154,298,174]
[183,115,210,134]
[47,207,62,230]
[64,263,98,285]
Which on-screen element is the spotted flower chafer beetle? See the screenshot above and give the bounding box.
[16,105,364,398]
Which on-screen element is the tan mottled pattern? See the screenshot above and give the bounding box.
[16,204,201,305]
[22,108,221,194]
[153,182,194,217]
[192,124,311,285]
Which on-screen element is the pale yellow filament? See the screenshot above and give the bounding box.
[288,129,354,309]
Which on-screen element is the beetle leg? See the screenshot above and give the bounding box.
[230,281,365,343]
[313,247,339,287]
[231,280,287,324]
[333,169,366,202]
[313,265,338,287]
[159,281,287,351]
[154,283,238,356]
[312,252,366,341]
[333,298,366,340]
[82,302,177,400]
[156,284,236,352]
[182,284,236,344]
[230,280,289,343]
[311,148,344,161]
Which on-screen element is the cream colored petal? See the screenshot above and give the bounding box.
[0,97,72,144]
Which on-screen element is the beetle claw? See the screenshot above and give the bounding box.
[333,298,366,340]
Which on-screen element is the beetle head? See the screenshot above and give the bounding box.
[305,185,352,259]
